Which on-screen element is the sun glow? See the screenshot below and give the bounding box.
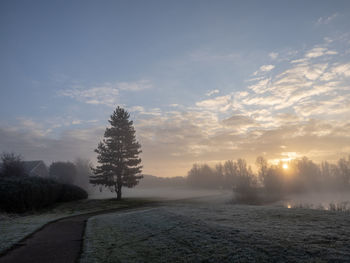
[270,152,301,166]
[282,163,289,170]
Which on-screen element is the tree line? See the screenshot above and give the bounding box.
[187,156,350,204]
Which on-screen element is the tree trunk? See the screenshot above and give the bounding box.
[116,169,123,200]
[116,184,122,200]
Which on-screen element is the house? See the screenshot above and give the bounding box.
[0,160,49,177]
[23,161,49,177]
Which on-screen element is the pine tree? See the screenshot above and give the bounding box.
[90,107,143,200]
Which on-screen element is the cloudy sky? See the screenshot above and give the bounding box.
[1,0,350,177]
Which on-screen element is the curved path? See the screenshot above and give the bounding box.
[0,206,156,263]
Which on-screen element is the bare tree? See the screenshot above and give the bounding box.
[0,152,25,177]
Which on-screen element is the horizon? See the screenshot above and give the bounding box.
[1,1,350,177]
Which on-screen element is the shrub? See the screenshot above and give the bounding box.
[59,183,88,202]
[233,178,261,205]
[49,162,77,184]
[0,176,87,213]
[0,152,26,177]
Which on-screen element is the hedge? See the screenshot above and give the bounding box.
[0,176,88,213]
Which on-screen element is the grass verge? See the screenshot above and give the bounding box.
[0,198,154,254]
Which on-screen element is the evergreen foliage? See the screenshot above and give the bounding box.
[0,176,87,213]
[90,107,143,200]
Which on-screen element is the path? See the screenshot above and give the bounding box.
[0,206,156,263]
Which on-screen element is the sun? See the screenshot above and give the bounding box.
[282,163,289,170]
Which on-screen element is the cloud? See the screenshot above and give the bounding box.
[305,47,338,58]
[222,115,257,127]
[253,64,275,76]
[0,124,104,165]
[129,106,145,113]
[316,13,339,25]
[60,86,119,106]
[136,108,350,176]
[117,80,153,91]
[294,94,350,117]
[269,52,279,60]
[259,64,275,72]
[59,80,152,107]
[248,78,270,94]
[205,89,220,96]
[3,37,350,178]
[305,47,327,58]
[195,95,232,112]
[238,41,350,114]
[15,117,51,137]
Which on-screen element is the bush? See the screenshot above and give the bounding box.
[0,176,88,213]
[49,162,77,184]
[0,152,25,177]
[59,183,88,202]
[233,180,261,205]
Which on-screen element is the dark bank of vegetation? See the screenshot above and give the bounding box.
[0,176,87,213]
[187,155,350,205]
[0,153,88,213]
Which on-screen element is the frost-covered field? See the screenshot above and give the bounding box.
[81,198,350,262]
[282,192,350,211]
[0,199,148,254]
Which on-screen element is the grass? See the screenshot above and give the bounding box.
[0,198,154,254]
[81,200,350,262]
[287,201,350,212]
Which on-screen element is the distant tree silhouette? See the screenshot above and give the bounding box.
[233,159,259,204]
[215,163,224,187]
[0,152,25,177]
[256,156,282,199]
[187,163,200,187]
[187,163,222,189]
[49,161,77,184]
[256,156,268,184]
[90,107,143,200]
[186,154,350,204]
[337,156,350,188]
[223,160,238,189]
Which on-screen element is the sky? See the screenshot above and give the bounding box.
[1,0,350,177]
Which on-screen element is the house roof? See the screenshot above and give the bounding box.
[0,160,45,172]
[23,161,44,173]
[0,160,47,176]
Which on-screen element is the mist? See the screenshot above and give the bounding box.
[89,174,230,202]
[85,155,350,212]
[4,150,349,210]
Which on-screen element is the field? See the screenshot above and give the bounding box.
[2,189,350,262]
[81,194,350,263]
